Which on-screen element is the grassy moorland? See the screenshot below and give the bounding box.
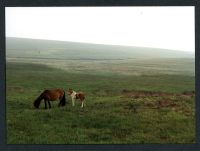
[6,59,195,144]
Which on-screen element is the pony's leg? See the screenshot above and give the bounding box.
[58,101,61,107]
[83,100,86,107]
[48,101,51,108]
[72,98,75,106]
[58,96,62,107]
[44,100,47,109]
[81,99,86,108]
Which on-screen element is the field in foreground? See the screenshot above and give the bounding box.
[6,61,195,144]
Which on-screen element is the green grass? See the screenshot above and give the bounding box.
[6,61,195,144]
[7,57,195,76]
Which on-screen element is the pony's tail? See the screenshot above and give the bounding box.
[33,92,44,108]
[60,91,66,106]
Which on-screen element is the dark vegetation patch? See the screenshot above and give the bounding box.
[121,89,195,98]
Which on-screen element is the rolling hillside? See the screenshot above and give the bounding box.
[6,37,194,59]
[6,37,195,144]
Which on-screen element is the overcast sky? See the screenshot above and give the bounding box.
[6,7,194,52]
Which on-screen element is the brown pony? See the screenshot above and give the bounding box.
[67,88,86,108]
[33,89,66,109]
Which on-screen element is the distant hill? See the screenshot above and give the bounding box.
[6,37,194,59]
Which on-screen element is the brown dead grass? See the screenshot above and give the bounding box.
[121,89,195,116]
[7,86,24,93]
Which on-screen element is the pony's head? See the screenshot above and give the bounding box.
[33,90,45,109]
[67,88,73,95]
[33,97,41,108]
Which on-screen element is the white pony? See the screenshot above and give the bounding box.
[67,88,86,108]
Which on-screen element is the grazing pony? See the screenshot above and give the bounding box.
[33,89,66,109]
[67,88,86,108]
